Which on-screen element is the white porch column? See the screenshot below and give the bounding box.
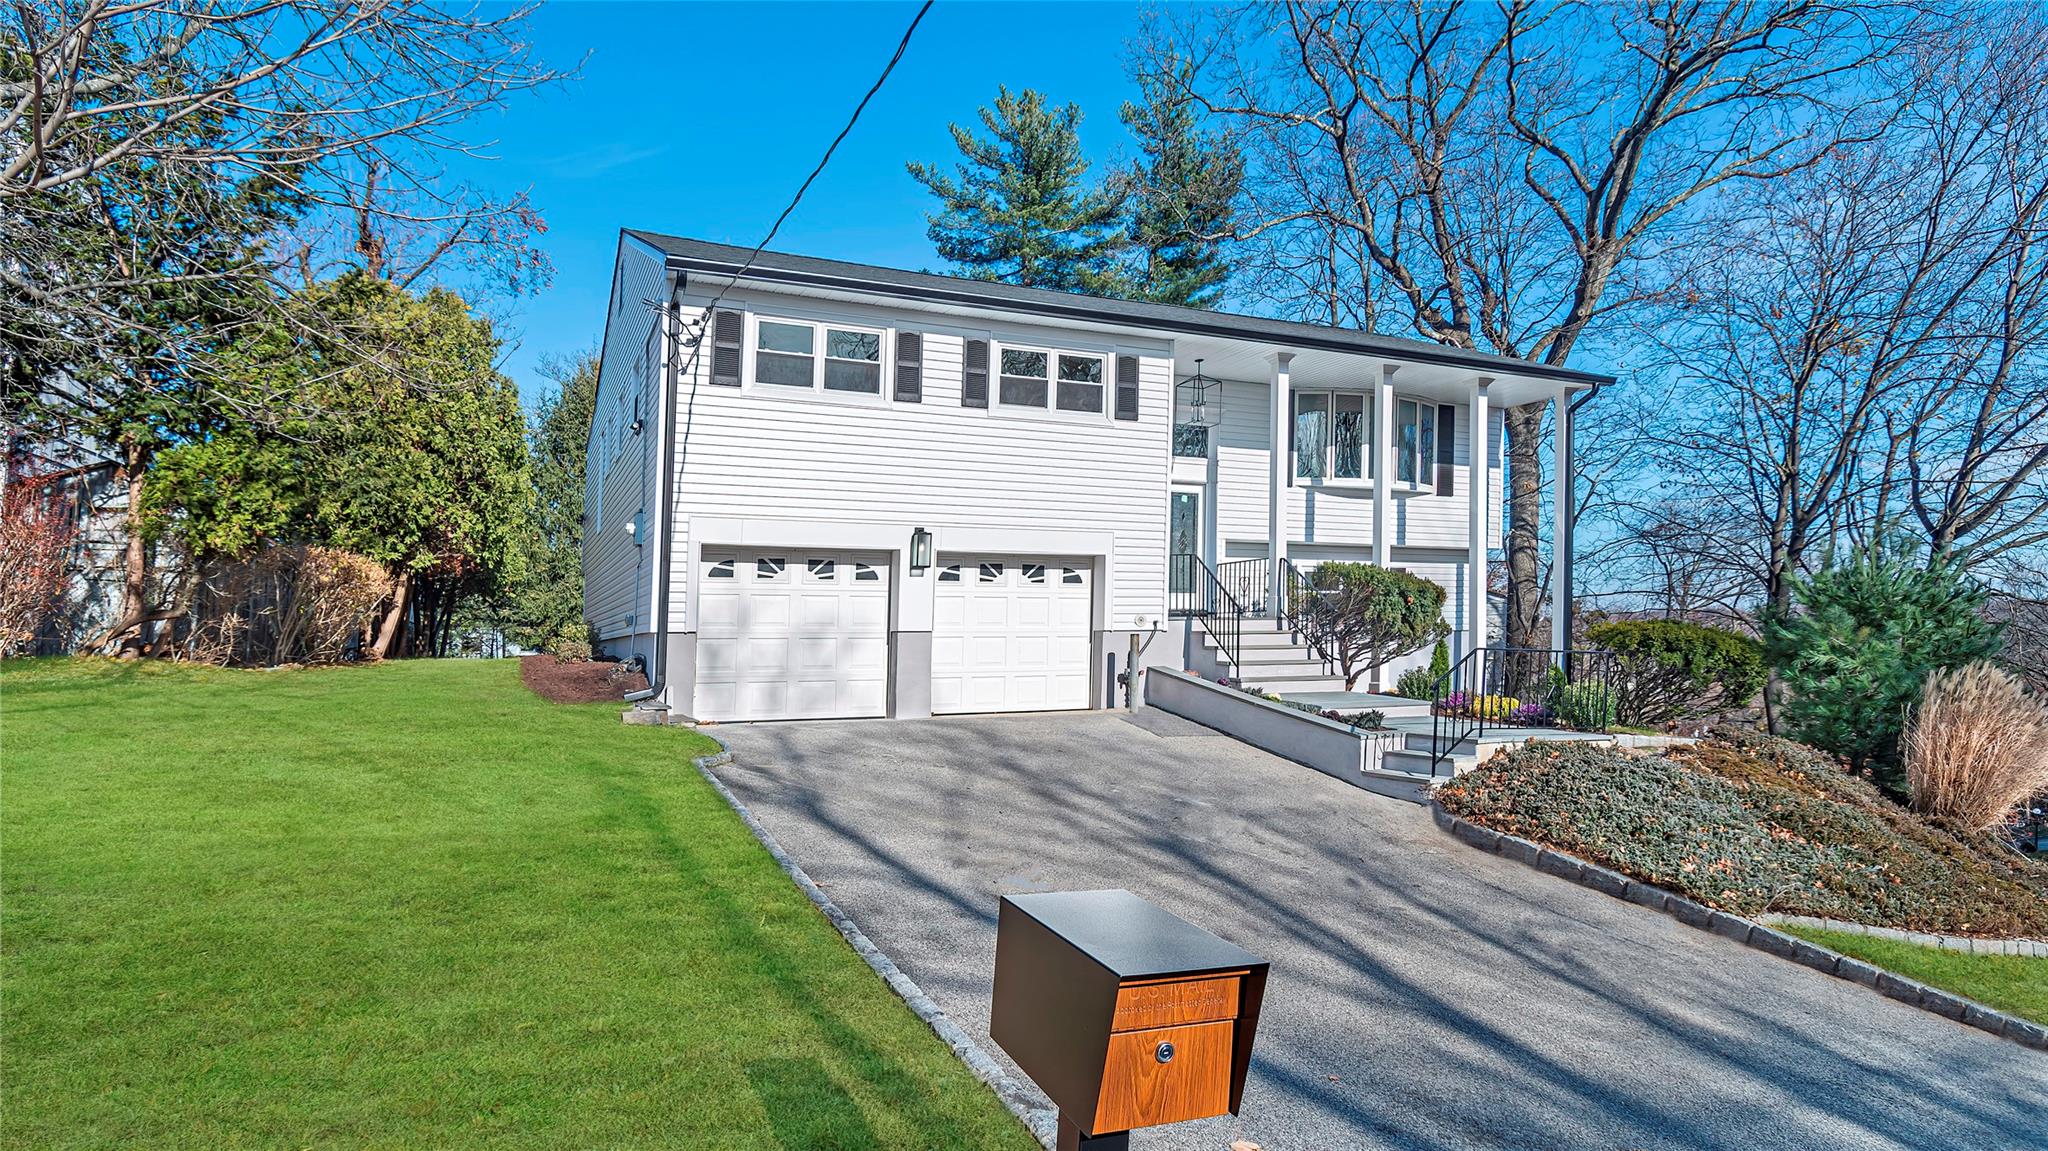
[1551,386,1572,652]
[1467,377,1492,657]
[1372,365,1396,569]
[1267,351,1294,613]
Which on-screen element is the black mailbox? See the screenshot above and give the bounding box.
[990,890,1268,1150]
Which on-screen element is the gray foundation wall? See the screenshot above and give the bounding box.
[889,630,932,719]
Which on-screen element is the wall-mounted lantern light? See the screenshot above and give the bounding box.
[909,526,934,575]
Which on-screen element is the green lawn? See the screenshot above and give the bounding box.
[1,658,1034,1150]
[1781,926,2048,1025]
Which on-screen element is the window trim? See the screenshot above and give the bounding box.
[1287,388,1440,491]
[1291,389,1372,484]
[745,313,892,401]
[990,339,1113,420]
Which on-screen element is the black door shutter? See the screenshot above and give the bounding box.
[962,338,989,408]
[710,309,743,387]
[1435,403,1456,496]
[894,332,922,402]
[1114,354,1140,421]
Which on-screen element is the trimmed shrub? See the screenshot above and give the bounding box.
[1301,562,1448,691]
[1393,666,1439,699]
[1763,543,2003,797]
[1905,662,2048,832]
[1551,681,1617,731]
[1586,619,1764,728]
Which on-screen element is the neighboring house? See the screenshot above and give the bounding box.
[585,230,1607,722]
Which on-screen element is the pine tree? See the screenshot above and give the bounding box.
[907,87,1124,292]
[1762,541,2004,797]
[1117,59,1242,308]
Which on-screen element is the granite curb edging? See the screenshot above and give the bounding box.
[1427,800,2048,1052]
[688,731,1060,1148]
[1754,913,2048,959]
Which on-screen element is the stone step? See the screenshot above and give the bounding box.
[1195,627,1328,651]
[1353,767,1440,804]
[1228,650,1338,671]
[1234,674,1352,693]
[1381,747,1474,778]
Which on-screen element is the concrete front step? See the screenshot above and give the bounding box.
[1235,674,1352,693]
[1226,628,1330,649]
[1381,747,1475,778]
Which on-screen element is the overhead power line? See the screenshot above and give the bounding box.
[678,0,935,348]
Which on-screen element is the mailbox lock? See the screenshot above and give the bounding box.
[1154,1041,1176,1064]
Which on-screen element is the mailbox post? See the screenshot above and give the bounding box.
[990,890,1268,1150]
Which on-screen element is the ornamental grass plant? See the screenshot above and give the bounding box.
[1904,662,2048,833]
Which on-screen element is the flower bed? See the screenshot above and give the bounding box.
[1436,726,2048,937]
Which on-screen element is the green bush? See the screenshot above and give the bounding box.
[1393,665,1440,699]
[1586,619,1765,728]
[1428,639,1450,680]
[1302,562,1449,691]
[1551,681,1617,731]
[1763,543,2002,798]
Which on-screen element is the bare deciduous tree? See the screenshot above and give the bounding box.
[1649,12,2048,616]
[1146,0,1899,648]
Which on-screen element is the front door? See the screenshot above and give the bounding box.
[1169,490,1201,594]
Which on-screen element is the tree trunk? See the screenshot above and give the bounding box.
[91,437,157,657]
[1502,404,1548,651]
[369,571,409,659]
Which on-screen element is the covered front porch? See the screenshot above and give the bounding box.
[1162,329,1599,695]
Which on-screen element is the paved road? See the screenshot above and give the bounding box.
[710,709,2048,1151]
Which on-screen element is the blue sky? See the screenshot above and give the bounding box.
[448,2,1156,405]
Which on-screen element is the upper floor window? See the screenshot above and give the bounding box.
[1395,399,1436,487]
[754,317,885,395]
[998,344,1106,414]
[1292,392,1369,480]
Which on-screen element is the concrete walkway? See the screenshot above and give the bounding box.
[708,709,2047,1150]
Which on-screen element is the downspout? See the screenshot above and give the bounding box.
[625,273,686,705]
[1560,379,1604,651]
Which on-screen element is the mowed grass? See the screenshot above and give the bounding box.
[1781,926,2048,1025]
[1,658,1035,1150]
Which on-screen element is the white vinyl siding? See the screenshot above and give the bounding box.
[583,240,668,642]
[662,294,1172,634]
[1215,379,1501,556]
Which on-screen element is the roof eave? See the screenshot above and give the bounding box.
[654,245,1613,388]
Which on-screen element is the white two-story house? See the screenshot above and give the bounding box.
[584,230,1607,723]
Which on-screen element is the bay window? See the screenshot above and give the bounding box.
[1395,399,1436,487]
[1292,391,1370,480]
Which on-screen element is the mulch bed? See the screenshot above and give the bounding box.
[519,654,648,704]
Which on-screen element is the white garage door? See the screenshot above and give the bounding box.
[694,550,889,721]
[932,556,1092,714]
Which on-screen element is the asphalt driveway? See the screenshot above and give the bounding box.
[709,709,2047,1150]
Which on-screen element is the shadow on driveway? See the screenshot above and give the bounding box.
[711,710,2047,1150]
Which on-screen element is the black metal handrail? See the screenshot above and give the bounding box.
[1279,558,1340,676]
[1168,553,1248,676]
[1212,558,1269,616]
[1429,646,1620,769]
